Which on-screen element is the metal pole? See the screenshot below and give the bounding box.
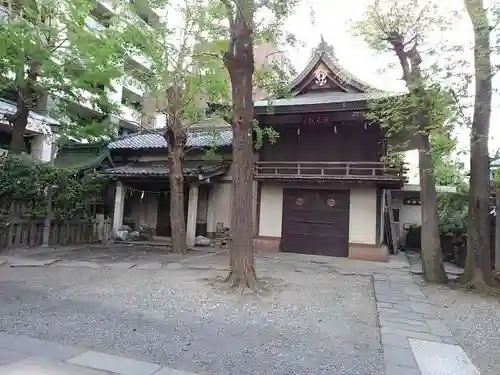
[41,131,57,247]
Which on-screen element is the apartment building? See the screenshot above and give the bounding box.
[0,0,165,161]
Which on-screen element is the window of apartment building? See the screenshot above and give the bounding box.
[87,81,106,92]
[121,95,142,112]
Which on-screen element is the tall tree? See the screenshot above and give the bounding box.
[461,0,495,289]
[356,0,454,283]
[123,0,233,254]
[0,0,125,150]
[219,0,297,290]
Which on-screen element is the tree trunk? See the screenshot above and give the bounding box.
[9,65,40,154]
[9,106,29,154]
[223,8,259,290]
[462,0,494,287]
[389,36,448,284]
[419,134,448,283]
[167,145,187,254]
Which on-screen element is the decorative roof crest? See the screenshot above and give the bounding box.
[312,35,336,60]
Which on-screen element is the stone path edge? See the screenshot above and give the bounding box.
[0,331,201,375]
[372,263,479,375]
[0,250,227,272]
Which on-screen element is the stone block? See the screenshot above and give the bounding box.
[380,320,431,333]
[376,302,395,309]
[376,295,407,304]
[385,364,422,375]
[154,368,201,375]
[0,356,110,374]
[104,262,136,270]
[381,333,411,348]
[379,311,428,322]
[425,319,452,337]
[136,262,163,270]
[166,263,183,270]
[381,317,428,328]
[383,345,418,368]
[68,350,160,375]
[0,332,83,361]
[409,338,480,375]
[381,327,442,343]
[409,302,437,315]
[55,261,101,269]
[0,347,28,365]
[9,259,59,267]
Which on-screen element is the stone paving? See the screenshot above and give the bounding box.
[373,272,480,375]
[0,331,198,375]
[0,245,225,272]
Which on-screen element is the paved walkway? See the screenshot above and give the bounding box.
[0,331,198,374]
[373,272,480,375]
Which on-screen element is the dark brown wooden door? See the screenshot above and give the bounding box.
[281,189,350,257]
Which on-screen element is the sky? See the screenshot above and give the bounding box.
[280,0,499,177]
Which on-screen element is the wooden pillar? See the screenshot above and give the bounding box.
[112,181,125,235]
[495,192,500,270]
[379,189,386,246]
[186,183,199,248]
[252,180,258,236]
[386,190,398,253]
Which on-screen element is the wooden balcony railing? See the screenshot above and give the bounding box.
[254,161,408,182]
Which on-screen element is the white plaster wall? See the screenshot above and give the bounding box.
[391,190,422,240]
[207,183,232,233]
[258,184,283,238]
[349,188,377,245]
[30,134,53,162]
[252,181,258,235]
[400,204,421,230]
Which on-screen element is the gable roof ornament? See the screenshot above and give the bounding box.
[315,34,336,60]
[289,38,381,95]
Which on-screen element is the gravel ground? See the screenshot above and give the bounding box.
[421,283,500,375]
[0,255,384,375]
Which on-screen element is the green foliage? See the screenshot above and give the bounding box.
[0,154,106,219]
[120,0,233,130]
[120,0,297,153]
[253,122,279,150]
[0,0,127,141]
[355,0,459,173]
[437,190,468,234]
[365,84,456,152]
[492,168,500,190]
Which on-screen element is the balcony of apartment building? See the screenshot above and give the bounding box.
[129,0,161,27]
[119,94,166,130]
[89,0,154,71]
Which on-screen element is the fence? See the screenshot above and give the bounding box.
[0,217,112,249]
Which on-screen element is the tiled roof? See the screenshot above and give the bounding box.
[107,128,233,150]
[100,161,228,178]
[55,142,110,171]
